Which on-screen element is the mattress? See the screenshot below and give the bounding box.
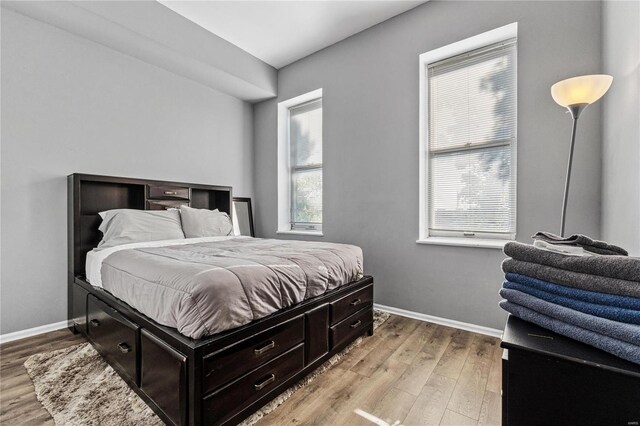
[85,237,364,339]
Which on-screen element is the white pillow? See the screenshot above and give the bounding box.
[179,205,233,238]
[98,209,185,248]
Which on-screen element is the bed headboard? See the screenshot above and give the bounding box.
[68,174,232,279]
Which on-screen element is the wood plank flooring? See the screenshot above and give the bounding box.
[260,315,502,425]
[0,315,502,425]
[0,328,85,425]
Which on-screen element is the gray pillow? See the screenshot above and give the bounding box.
[98,209,185,248]
[179,205,233,238]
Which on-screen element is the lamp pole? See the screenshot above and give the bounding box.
[552,75,612,237]
[560,103,587,237]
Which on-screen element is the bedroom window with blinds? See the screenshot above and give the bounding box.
[277,89,323,234]
[289,99,323,231]
[419,24,517,244]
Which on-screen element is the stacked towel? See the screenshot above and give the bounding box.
[500,235,640,365]
[533,239,596,257]
[532,231,629,256]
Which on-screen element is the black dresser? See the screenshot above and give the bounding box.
[501,315,640,426]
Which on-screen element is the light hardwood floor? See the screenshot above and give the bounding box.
[259,315,502,426]
[0,315,501,425]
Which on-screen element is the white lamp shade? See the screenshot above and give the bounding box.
[551,74,613,107]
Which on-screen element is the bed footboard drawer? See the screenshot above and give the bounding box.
[203,316,304,394]
[140,330,188,426]
[87,295,139,384]
[203,344,304,425]
[330,306,373,350]
[330,284,373,325]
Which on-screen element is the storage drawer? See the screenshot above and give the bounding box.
[330,284,373,325]
[141,330,187,426]
[147,199,189,210]
[87,295,139,384]
[203,316,304,394]
[147,185,190,200]
[203,344,304,425]
[305,305,329,366]
[330,307,373,350]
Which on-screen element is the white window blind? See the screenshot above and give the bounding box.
[427,38,517,238]
[289,98,323,230]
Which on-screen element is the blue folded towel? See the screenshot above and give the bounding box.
[499,287,640,345]
[502,281,640,325]
[506,272,640,310]
[500,300,640,365]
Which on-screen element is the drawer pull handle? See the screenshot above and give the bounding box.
[164,191,178,195]
[117,342,132,354]
[349,298,361,306]
[254,374,275,390]
[254,340,275,355]
[350,320,362,328]
[90,319,100,327]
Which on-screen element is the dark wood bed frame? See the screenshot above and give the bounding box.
[68,174,374,426]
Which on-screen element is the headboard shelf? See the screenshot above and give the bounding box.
[80,180,145,214]
[191,188,230,212]
[68,174,232,279]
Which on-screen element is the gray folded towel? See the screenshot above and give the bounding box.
[499,287,640,345]
[500,300,640,365]
[533,231,628,256]
[504,241,640,282]
[502,258,640,298]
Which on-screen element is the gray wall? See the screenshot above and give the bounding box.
[601,0,640,256]
[2,1,278,102]
[253,1,603,330]
[0,10,255,334]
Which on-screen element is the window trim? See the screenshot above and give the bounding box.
[277,88,323,235]
[416,236,509,249]
[418,23,518,244]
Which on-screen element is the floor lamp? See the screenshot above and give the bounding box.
[551,74,613,237]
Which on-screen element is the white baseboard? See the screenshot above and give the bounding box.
[374,303,503,338]
[0,320,69,345]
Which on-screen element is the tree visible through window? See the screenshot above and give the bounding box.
[289,98,322,229]
[426,38,517,239]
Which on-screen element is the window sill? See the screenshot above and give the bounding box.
[277,230,324,237]
[416,237,511,249]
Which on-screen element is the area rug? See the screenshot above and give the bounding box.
[24,310,390,426]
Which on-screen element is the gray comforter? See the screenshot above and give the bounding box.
[101,238,364,339]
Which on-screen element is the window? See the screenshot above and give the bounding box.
[419,24,517,244]
[277,89,323,234]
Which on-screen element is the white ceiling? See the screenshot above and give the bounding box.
[159,1,426,69]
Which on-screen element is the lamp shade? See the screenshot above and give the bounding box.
[551,74,613,107]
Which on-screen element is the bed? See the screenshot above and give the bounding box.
[68,174,374,426]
